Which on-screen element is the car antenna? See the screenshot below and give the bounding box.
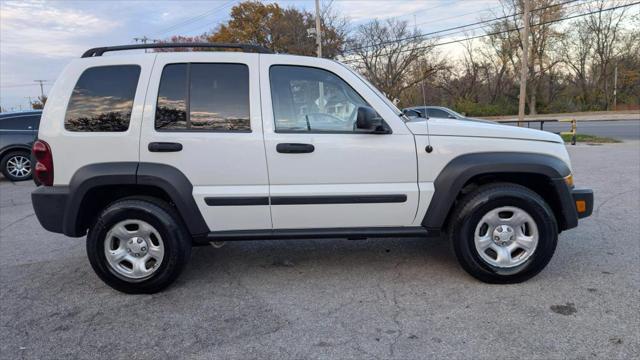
[415,15,433,154]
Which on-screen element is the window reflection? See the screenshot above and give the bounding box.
[65,65,140,132]
[155,63,250,132]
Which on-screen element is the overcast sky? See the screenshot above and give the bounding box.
[0,0,500,111]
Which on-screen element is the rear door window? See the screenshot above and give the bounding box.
[155,63,251,132]
[64,65,141,132]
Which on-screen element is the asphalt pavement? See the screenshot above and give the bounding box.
[539,120,640,140]
[1,142,639,359]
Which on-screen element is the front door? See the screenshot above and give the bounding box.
[260,57,419,229]
[140,52,270,231]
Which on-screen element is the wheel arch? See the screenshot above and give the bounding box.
[63,162,208,237]
[0,144,32,160]
[422,152,577,232]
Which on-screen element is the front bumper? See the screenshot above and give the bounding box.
[572,188,594,219]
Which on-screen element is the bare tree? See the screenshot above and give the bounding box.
[583,0,630,108]
[348,19,442,103]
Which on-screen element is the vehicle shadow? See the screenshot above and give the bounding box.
[180,235,466,285]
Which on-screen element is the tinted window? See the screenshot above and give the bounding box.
[65,65,140,132]
[270,65,371,133]
[428,108,452,119]
[0,115,40,130]
[155,63,250,132]
[155,64,188,130]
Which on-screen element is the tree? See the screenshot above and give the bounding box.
[348,19,443,104]
[31,95,47,110]
[207,1,347,58]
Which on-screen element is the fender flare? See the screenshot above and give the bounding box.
[64,162,208,236]
[421,152,575,230]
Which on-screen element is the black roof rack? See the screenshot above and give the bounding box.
[81,43,274,58]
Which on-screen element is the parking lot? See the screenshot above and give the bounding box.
[1,142,638,359]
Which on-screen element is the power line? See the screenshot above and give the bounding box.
[153,0,236,37]
[343,1,639,64]
[388,0,596,47]
[346,0,581,53]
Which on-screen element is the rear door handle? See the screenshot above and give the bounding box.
[148,142,183,152]
[276,143,315,154]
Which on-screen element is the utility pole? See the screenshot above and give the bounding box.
[314,0,322,58]
[613,64,618,111]
[314,0,325,112]
[517,0,530,127]
[34,80,46,98]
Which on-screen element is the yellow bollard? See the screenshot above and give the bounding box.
[560,118,577,145]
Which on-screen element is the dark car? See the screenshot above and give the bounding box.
[0,110,41,181]
[403,106,468,120]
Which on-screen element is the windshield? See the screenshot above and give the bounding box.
[337,62,404,117]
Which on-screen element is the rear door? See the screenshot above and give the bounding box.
[259,56,419,229]
[140,53,270,232]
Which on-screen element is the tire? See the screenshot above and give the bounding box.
[86,197,192,294]
[1,150,33,181]
[448,183,558,284]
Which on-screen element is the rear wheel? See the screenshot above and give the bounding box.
[86,197,191,294]
[1,151,32,181]
[448,183,558,283]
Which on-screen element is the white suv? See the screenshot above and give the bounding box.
[31,43,593,293]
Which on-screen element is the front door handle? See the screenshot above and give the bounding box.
[276,143,315,154]
[148,142,183,152]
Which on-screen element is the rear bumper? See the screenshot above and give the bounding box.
[572,188,594,219]
[31,186,69,234]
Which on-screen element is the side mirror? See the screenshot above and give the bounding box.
[403,109,423,118]
[356,106,389,133]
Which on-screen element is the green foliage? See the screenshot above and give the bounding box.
[560,133,621,143]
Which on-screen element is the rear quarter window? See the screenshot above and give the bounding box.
[64,65,141,132]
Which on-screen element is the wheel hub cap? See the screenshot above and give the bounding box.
[493,225,514,246]
[104,220,165,280]
[126,237,148,257]
[473,206,539,268]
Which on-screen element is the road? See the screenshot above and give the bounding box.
[539,120,640,140]
[1,143,639,359]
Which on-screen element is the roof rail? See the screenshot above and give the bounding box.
[81,43,274,58]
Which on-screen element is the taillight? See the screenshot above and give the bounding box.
[32,140,53,186]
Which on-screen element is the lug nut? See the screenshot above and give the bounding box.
[137,239,142,244]
[141,247,146,251]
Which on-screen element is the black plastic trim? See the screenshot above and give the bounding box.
[572,188,594,219]
[31,186,69,234]
[31,162,209,237]
[205,197,269,206]
[422,152,576,230]
[271,194,407,205]
[81,43,273,57]
[137,163,209,235]
[65,162,138,236]
[199,226,429,243]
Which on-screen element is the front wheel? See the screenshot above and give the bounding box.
[449,183,558,283]
[86,197,191,294]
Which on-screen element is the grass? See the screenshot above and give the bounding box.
[561,133,621,143]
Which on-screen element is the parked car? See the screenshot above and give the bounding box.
[31,43,593,293]
[0,110,41,181]
[403,106,491,123]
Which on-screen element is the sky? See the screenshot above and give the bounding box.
[1,0,504,111]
